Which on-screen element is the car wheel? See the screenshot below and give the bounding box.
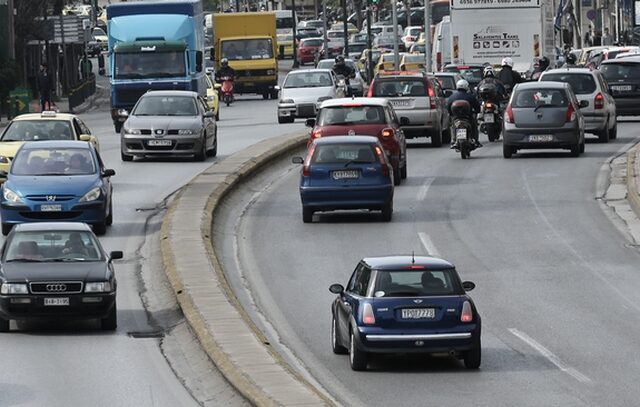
[570,142,580,157]
[463,337,481,369]
[270,90,279,99]
[400,161,407,179]
[278,115,288,124]
[610,123,617,139]
[114,122,123,134]
[381,200,393,222]
[215,109,220,121]
[331,314,348,354]
[302,207,314,223]
[598,121,610,143]
[349,330,368,371]
[1,223,12,236]
[393,164,401,186]
[195,137,207,161]
[262,92,269,100]
[121,152,133,162]
[503,144,513,159]
[101,302,117,331]
[579,139,585,153]
[105,197,113,226]
[431,129,443,147]
[93,221,107,236]
[0,317,9,332]
[442,127,451,145]
[207,131,218,157]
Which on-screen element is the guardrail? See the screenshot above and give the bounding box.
[68,74,96,112]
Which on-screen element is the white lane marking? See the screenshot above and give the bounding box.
[416,177,435,201]
[418,232,441,257]
[509,328,592,384]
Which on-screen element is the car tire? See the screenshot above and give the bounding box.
[215,109,220,121]
[101,303,117,331]
[393,164,401,186]
[121,152,133,162]
[331,315,348,354]
[277,115,288,124]
[579,139,585,153]
[503,144,513,159]
[0,317,9,332]
[93,221,107,236]
[598,121,610,143]
[431,129,443,147]
[570,142,580,157]
[195,138,207,161]
[262,92,269,100]
[114,122,122,134]
[302,207,314,223]
[270,90,279,99]
[610,123,617,139]
[400,161,407,179]
[349,330,368,371]
[381,200,393,222]
[1,223,12,236]
[105,198,113,226]
[207,132,218,157]
[442,127,451,144]
[463,337,481,369]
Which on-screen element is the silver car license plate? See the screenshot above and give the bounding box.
[401,308,435,319]
[529,135,553,142]
[44,297,69,306]
[484,114,494,123]
[40,204,62,212]
[391,100,411,108]
[456,128,467,140]
[611,85,632,92]
[148,139,172,146]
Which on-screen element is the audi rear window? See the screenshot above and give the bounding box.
[540,74,596,94]
[311,144,377,164]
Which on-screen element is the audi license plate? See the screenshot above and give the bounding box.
[529,135,553,142]
[401,308,435,319]
[332,170,359,179]
[40,204,62,212]
[484,114,494,123]
[611,85,633,92]
[148,139,172,146]
[456,128,467,140]
[44,297,69,306]
[391,100,411,107]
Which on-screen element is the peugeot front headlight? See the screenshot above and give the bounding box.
[85,282,112,293]
[79,187,101,202]
[178,129,196,135]
[3,187,23,204]
[1,283,28,294]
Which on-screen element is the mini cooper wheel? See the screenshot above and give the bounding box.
[331,315,348,354]
[349,330,368,371]
[463,337,481,369]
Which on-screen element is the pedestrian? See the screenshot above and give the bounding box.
[602,27,614,46]
[37,62,52,112]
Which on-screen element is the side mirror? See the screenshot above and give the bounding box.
[0,170,7,178]
[79,134,91,141]
[196,51,203,72]
[214,83,222,90]
[578,100,589,108]
[305,118,316,127]
[110,251,124,261]
[329,283,344,294]
[102,168,116,177]
[462,281,475,291]
[274,85,281,91]
[443,89,453,97]
[291,156,304,164]
[204,110,215,118]
[400,116,410,126]
[119,110,129,118]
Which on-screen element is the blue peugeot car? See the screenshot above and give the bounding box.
[0,141,115,236]
[292,136,394,223]
[329,256,481,371]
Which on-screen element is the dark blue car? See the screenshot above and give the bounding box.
[329,256,481,371]
[0,141,115,236]
[292,136,394,223]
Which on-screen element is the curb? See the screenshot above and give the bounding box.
[160,133,335,407]
[626,147,640,219]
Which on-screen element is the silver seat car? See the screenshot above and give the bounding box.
[503,82,587,158]
[539,68,617,143]
[277,69,344,124]
[120,90,217,162]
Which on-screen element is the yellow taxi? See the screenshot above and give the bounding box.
[400,53,426,71]
[330,22,359,35]
[205,74,220,120]
[277,33,294,59]
[375,52,406,75]
[0,111,100,181]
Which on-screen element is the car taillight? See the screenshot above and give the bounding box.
[302,145,315,176]
[367,83,374,97]
[505,103,514,123]
[461,301,473,322]
[312,128,322,139]
[594,92,604,109]
[375,146,389,176]
[428,85,436,109]
[436,52,442,71]
[485,102,493,109]
[362,303,376,325]
[566,103,576,122]
[381,128,395,138]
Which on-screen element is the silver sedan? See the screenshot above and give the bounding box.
[120,90,217,161]
[277,69,344,124]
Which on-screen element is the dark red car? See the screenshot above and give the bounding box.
[305,97,408,185]
[297,38,323,65]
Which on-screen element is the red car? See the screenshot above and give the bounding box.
[305,98,408,185]
[297,38,323,65]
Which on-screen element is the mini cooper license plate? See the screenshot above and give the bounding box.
[332,170,359,179]
[148,139,172,146]
[529,135,553,142]
[40,204,62,212]
[402,308,435,319]
[44,297,69,306]
[484,114,494,123]
[456,128,467,139]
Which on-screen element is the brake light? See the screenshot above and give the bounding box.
[594,92,604,109]
[362,303,376,325]
[381,128,395,138]
[566,103,576,122]
[405,265,426,269]
[302,145,315,176]
[428,85,436,109]
[312,128,322,139]
[505,103,514,123]
[485,102,493,109]
[461,301,473,322]
[367,83,374,97]
[375,146,389,176]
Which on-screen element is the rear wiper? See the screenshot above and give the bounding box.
[534,104,561,112]
[385,290,420,297]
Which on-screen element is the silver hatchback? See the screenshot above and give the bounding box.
[539,68,617,143]
[503,82,587,158]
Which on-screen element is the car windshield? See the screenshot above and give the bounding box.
[93,27,106,36]
[284,72,333,88]
[318,106,386,125]
[133,95,197,116]
[327,31,342,39]
[600,63,640,79]
[404,55,424,63]
[221,38,274,61]
[302,39,322,47]
[114,51,186,79]
[452,67,483,83]
[374,269,458,297]
[436,76,456,89]
[305,20,323,28]
[316,60,357,71]
[431,2,450,25]
[513,89,568,108]
[540,74,596,94]
[4,230,103,262]
[349,43,367,53]
[1,120,74,142]
[11,148,95,176]
[372,79,426,97]
[411,44,425,53]
[312,143,377,164]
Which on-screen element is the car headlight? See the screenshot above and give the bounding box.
[79,187,101,202]
[207,95,215,101]
[178,129,196,135]
[85,282,112,293]
[266,69,275,75]
[1,283,28,295]
[3,187,23,204]
[124,128,141,135]
[0,156,9,164]
[280,99,294,104]
[117,109,128,116]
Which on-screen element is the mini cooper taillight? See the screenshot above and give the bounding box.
[461,301,473,322]
[362,303,376,325]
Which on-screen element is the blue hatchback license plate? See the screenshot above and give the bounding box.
[401,308,435,319]
[40,204,62,212]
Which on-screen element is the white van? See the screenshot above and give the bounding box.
[432,16,451,72]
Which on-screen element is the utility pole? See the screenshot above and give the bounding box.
[423,0,431,71]
[341,0,348,56]
[392,0,399,70]
[292,0,299,67]
[366,0,372,82]
[322,0,328,52]
[7,0,16,60]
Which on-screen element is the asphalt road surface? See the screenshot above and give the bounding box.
[226,121,640,407]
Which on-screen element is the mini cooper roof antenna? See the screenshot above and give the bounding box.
[411,251,415,264]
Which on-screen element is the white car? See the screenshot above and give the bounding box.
[277,69,345,124]
[401,26,422,49]
[316,58,367,97]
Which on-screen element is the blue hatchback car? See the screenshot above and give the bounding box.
[292,136,394,223]
[0,141,115,236]
[329,256,481,371]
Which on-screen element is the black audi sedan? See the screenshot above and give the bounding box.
[0,222,123,332]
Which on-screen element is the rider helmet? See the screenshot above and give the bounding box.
[501,57,513,67]
[566,53,577,65]
[456,79,470,92]
[221,58,229,67]
[335,55,345,65]
[483,66,494,77]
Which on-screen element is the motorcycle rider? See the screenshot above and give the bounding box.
[497,57,522,95]
[215,58,236,83]
[332,55,354,96]
[447,79,482,148]
[476,66,507,105]
[530,56,550,80]
[562,53,578,68]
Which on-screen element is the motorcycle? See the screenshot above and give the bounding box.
[219,76,235,106]
[477,85,502,142]
[450,100,478,159]
[335,74,349,98]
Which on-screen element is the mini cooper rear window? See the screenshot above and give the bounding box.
[374,270,457,297]
[540,74,596,95]
[312,144,377,164]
